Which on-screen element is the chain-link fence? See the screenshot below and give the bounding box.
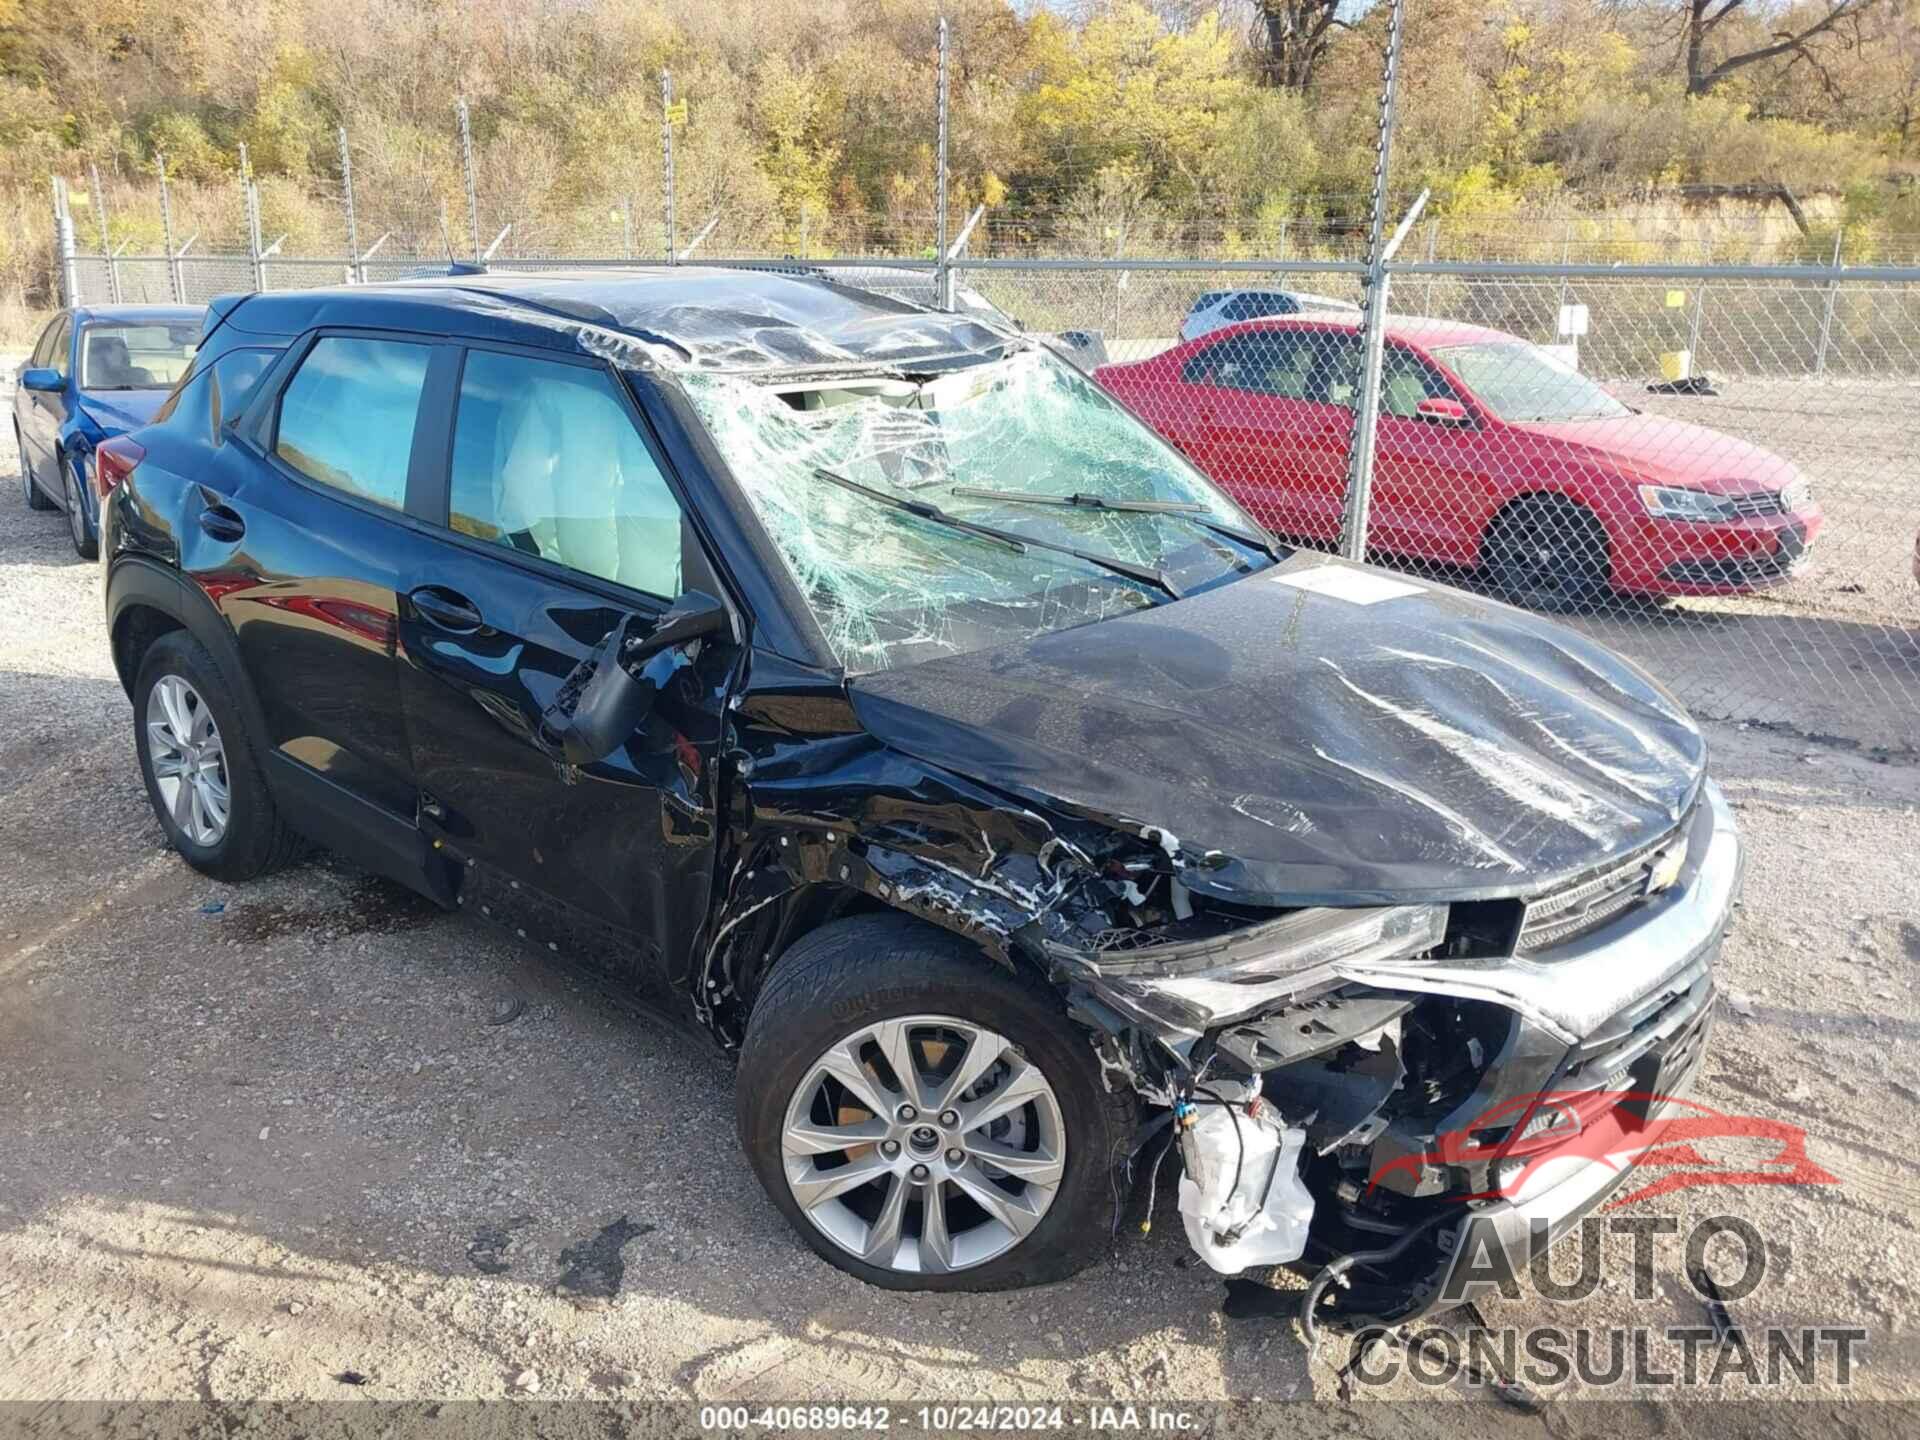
[48,234,1920,751]
[968,258,1916,751]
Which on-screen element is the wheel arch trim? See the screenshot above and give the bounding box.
[106,558,270,749]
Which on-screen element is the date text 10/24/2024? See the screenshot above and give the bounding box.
[698,1405,1200,1431]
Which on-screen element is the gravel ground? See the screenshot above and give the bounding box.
[1,362,1916,1432]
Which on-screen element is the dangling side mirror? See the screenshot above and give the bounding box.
[544,592,730,765]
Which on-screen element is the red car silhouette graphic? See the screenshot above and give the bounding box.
[1369,1089,1839,1209]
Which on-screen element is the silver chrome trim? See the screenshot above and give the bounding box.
[1338,779,1741,1044]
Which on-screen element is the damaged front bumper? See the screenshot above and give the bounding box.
[1094,779,1744,1326]
[1376,780,1741,1327]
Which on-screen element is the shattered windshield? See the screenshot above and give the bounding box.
[679,349,1275,672]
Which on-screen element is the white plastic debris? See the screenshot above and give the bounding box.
[1176,1081,1315,1275]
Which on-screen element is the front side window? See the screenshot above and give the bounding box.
[1381,345,1462,418]
[1430,340,1629,424]
[681,348,1276,672]
[275,336,430,509]
[31,316,64,369]
[42,317,72,377]
[78,322,199,390]
[448,350,685,598]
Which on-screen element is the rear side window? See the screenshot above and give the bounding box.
[274,336,430,509]
[1182,331,1323,398]
[208,349,279,433]
[446,349,685,598]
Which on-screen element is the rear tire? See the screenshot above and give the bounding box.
[19,425,55,510]
[737,913,1137,1291]
[1484,495,1611,612]
[133,631,304,882]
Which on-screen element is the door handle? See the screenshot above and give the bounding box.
[198,504,246,543]
[409,585,484,633]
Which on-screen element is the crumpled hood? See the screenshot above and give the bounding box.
[1521,413,1799,493]
[848,558,1705,907]
[77,388,170,434]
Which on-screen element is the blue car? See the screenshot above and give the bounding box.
[13,305,201,557]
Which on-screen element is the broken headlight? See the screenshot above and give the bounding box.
[1120,905,1448,1027]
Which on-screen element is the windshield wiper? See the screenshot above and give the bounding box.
[949,485,1285,562]
[812,468,1183,600]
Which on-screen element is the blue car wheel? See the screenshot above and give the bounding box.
[62,453,97,559]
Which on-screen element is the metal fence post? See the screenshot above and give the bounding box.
[1557,216,1572,313]
[237,142,260,292]
[247,182,267,293]
[661,71,676,263]
[339,126,360,283]
[664,71,679,263]
[457,99,481,262]
[157,155,181,303]
[1423,218,1437,314]
[88,160,122,305]
[1685,238,1710,378]
[621,194,634,260]
[1814,227,1844,377]
[51,177,79,307]
[1338,0,1407,563]
[935,16,951,309]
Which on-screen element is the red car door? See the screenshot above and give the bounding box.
[1369,342,1495,566]
[1176,328,1347,543]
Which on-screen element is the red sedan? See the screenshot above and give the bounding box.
[1096,317,1824,608]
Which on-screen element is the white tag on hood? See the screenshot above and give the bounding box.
[1270,564,1425,605]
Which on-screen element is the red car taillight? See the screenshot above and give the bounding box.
[94,436,146,498]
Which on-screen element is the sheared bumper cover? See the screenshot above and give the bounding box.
[1339,781,1743,1327]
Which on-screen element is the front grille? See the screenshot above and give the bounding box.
[1518,823,1687,952]
[1726,490,1784,518]
[1559,971,1716,1108]
[1724,479,1810,519]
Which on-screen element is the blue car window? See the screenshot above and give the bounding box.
[30,316,63,369]
[274,336,430,510]
[44,316,72,378]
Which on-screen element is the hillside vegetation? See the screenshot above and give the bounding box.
[2,0,1918,334]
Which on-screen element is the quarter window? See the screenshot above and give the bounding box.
[1181,331,1337,400]
[447,349,685,598]
[274,337,430,509]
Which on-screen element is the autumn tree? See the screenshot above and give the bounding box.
[1679,0,1881,96]
[1251,0,1350,89]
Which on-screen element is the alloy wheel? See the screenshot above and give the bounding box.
[146,675,231,846]
[781,1014,1066,1275]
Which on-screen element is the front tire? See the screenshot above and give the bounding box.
[62,455,96,559]
[133,631,303,882]
[1484,494,1611,613]
[737,914,1136,1291]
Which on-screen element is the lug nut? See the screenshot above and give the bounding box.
[945,1148,964,1165]
[909,1162,930,1181]
[896,1104,918,1123]
[880,1139,901,1158]
[938,1109,960,1127]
